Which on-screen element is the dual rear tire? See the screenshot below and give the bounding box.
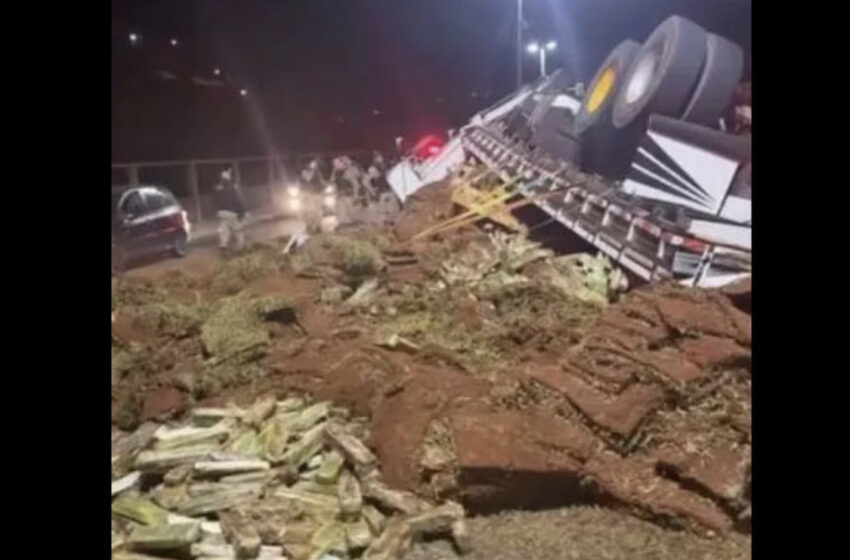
[576,15,745,176]
[611,15,744,129]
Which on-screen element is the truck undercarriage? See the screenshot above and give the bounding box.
[388,14,751,288]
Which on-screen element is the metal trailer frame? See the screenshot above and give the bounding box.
[462,126,750,288]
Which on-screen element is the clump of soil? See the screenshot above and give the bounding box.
[111,271,296,430]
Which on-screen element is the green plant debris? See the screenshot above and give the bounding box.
[137,301,208,339]
[111,342,153,430]
[289,234,386,286]
[371,235,624,378]
[112,277,171,310]
[210,247,286,295]
[174,362,268,401]
[320,284,354,305]
[375,307,507,378]
[200,295,293,365]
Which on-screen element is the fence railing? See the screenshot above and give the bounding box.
[111,153,373,223]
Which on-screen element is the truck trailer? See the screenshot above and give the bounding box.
[388,14,751,288]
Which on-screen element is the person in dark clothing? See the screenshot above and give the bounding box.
[367,151,390,194]
[300,158,327,191]
[372,151,387,173]
[214,167,247,253]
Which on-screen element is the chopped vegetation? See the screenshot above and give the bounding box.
[291,234,386,286]
[210,246,287,295]
[200,294,294,365]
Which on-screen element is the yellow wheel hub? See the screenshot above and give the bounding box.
[586,66,617,114]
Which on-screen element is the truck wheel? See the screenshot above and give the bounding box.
[577,40,645,177]
[681,33,744,126]
[575,40,640,135]
[612,16,708,129]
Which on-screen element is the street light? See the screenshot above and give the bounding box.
[516,0,524,89]
[239,88,248,97]
[128,32,139,45]
[170,38,179,47]
[213,68,221,76]
[527,40,557,77]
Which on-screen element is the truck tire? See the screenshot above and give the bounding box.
[681,33,744,126]
[612,16,708,129]
[577,40,645,177]
[575,40,640,134]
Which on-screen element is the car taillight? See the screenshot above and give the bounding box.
[170,211,188,229]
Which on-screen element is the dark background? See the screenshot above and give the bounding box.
[111,0,751,162]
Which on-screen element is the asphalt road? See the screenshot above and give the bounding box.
[123,195,400,279]
[123,216,304,279]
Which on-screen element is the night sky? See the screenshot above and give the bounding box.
[111,0,751,162]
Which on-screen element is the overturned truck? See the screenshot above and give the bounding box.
[389,15,751,288]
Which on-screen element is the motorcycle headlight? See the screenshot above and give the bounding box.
[323,194,337,208]
[324,185,335,195]
[287,185,300,198]
[289,197,302,212]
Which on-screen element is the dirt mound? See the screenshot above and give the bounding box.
[112,170,751,547]
[391,179,456,242]
[376,281,751,534]
[111,264,302,429]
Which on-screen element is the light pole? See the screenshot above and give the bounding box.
[516,0,523,89]
[527,40,557,78]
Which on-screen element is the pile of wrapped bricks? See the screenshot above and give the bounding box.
[112,395,469,560]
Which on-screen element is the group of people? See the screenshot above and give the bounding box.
[214,151,392,255]
[303,151,390,204]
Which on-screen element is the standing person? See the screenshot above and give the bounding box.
[372,151,386,173]
[340,157,368,205]
[301,158,326,192]
[368,151,398,216]
[330,157,347,193]
[214,167,247,255]
[367,151,390,194]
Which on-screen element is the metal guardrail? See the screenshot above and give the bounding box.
[111,152,375,224]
